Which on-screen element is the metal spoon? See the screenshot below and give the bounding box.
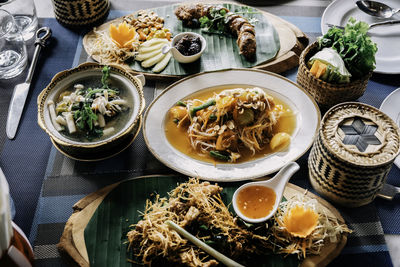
[356,0,400,19]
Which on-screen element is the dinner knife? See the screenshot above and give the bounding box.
[326,19,400,30]
[6,27,51,140]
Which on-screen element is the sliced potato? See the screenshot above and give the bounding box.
[141,52,166,68]
[135,48,162,61]
[140,38,169,47]
[152,52,172,73]
[270,132,291,150]
[139,42,167,54]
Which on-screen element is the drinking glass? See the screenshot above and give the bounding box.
[0,9,27,79]
[0,0,38,41]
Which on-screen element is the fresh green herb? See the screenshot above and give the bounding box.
[209,150,231,161]
[190,99,216,117]
[71,66,115,139]
[86,127,103,141]
[319,17,377,79]
[85,88,104,100]
[74,103,98,131]
[101,65,110,89]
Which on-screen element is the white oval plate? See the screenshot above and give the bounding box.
[321,0,400,74]
[143,69,320,182]
[380,87,400,168]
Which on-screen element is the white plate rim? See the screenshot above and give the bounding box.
[380,87,400,168]
[321,0,400,74]
[143,69,320,182]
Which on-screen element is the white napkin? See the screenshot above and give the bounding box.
[0,168,13,255]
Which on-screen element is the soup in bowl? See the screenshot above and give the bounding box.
[38,62,145,156]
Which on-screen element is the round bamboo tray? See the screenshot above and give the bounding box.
[308,102,400,207]
[297,42,372,109]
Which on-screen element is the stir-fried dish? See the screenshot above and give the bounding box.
[167,87,292,162]
[47,66,130,141]
[127,178,271,266]
[126,179,351,266]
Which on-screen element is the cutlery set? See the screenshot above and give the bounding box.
[327,0,400,29]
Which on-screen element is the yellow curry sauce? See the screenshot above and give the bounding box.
[164,85,297,163]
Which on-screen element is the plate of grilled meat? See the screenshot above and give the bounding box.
[83,1,308,78]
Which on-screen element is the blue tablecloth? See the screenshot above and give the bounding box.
[0,3,399,267]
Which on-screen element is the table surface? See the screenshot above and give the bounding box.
[0,0,399,266]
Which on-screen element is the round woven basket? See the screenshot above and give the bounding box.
[297,41,372,109]
[51,0,110,28]
[308,102,400,207]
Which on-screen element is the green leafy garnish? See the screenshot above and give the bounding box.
[72,66,114,139]
[101,65,110,89]
[319,17,377,79]
[199,6,259,35]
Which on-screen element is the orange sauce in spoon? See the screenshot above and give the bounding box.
[236,185,276,219]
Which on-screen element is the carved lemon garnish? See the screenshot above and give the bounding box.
[283,205,319,238]
[109,22,136,48]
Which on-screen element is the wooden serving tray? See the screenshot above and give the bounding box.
[83,1,308,79]
[58,175,347,267]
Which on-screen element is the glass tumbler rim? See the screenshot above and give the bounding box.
[0,0,16,7]
[0,9,15,38]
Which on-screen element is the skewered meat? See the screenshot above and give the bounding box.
[175,4,257,59]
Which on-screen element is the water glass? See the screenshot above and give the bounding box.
[0,0,38,41]
[0,9,27,79]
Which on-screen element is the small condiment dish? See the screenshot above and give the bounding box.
[162,32,206,64]
[232,162,300,223]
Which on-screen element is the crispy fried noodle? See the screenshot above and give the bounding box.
[127,178,270,266]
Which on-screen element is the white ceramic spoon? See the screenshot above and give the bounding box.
[232,162,300,223]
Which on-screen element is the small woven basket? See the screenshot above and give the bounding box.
[308,102,400,207]
[51,0,110,28]
[297,41,372,109]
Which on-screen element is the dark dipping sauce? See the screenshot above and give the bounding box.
[174,35,202,56]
